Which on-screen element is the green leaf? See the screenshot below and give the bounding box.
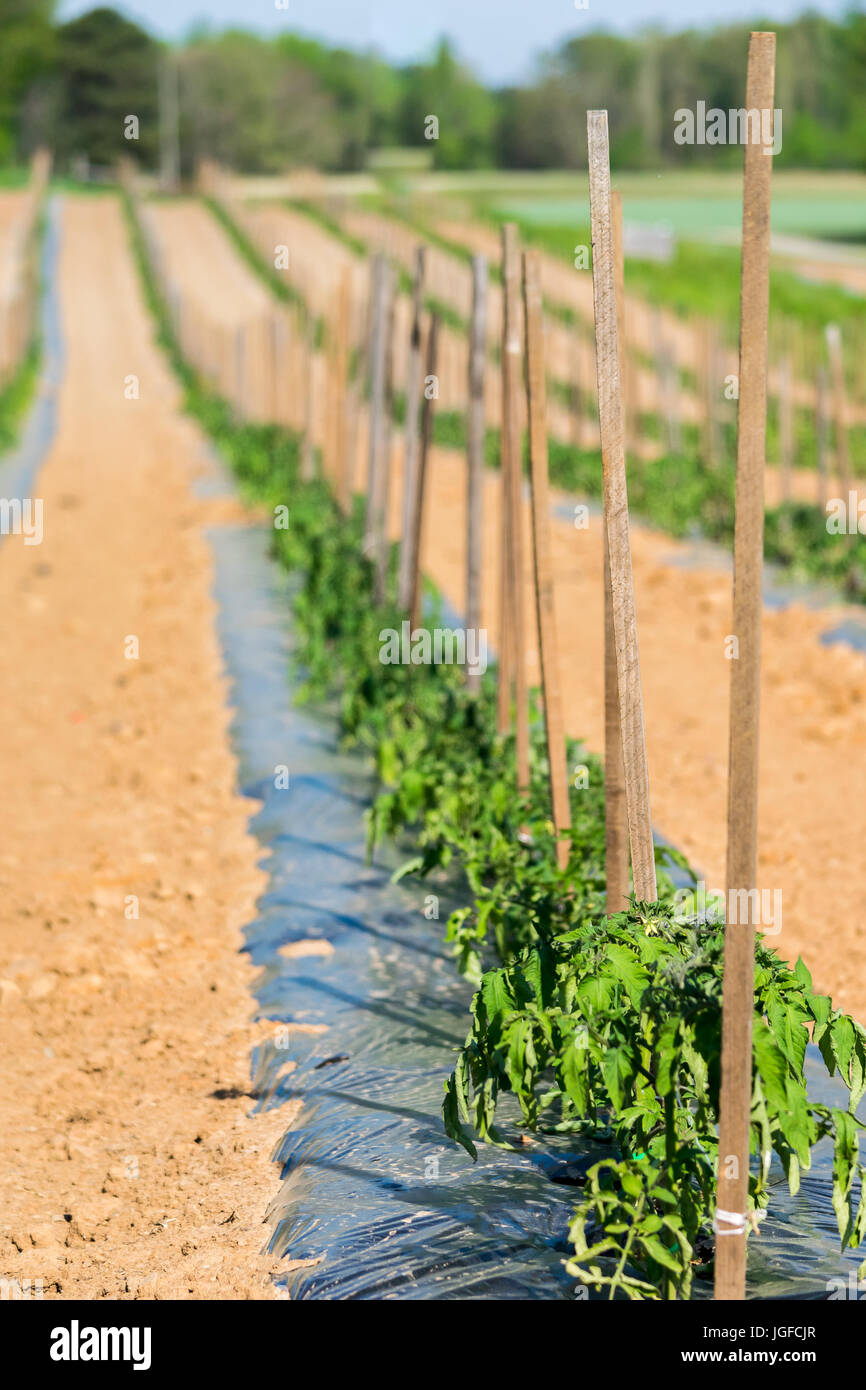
[605,943,649,1009]
[602,1045,634,1115]
[641,1234,685,1275]
[443,1075,477,1160]
[561,1031,590,1115]
[766,986,808,1074]
[752,1019,789,1114]
[832,1016,856,1081]
[390,855,424,884]
[831,1108,858,1244]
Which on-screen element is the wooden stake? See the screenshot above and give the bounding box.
[234,322,247,421]
[269,314,282,424]
[409,315,440,632]
[497,243,516,737]
[466,254,487,696]
[571,326,584,447]
[611,193,628,449]
[375,274,398,603]
[523,251,571,871]
[334,271,352,513]
[501,223,530,793]
[606,191,631,913]
[715,31,776,1304]
[816,364,830,511]
[779,351,793,503]
[826,323,851,496]
[399,247,427,608]
[587,111,657,904]
[301,311,316,482]
[364,254,388,554]
[703,320,720,470]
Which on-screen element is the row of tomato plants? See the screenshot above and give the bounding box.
[126,191,866,1301]
[295,196,866,603]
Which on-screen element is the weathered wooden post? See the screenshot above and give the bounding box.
[523,251,572,871]
[234,321,247,422]
[399,248,427,607]
[826,323,851,497]
[301,310,316,482]
[587,110,657,904]
[409,315,440,632]
[466,254,488,696]
[375,272,398,603]
[816,364,830,511]
[364,254,388,554]
[606,191,631,913]
[501,223,530,793]
[334,271,352,513]
[715,30,776,1304]
[779,351,794,504]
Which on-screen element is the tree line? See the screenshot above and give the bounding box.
[1,4,864,173]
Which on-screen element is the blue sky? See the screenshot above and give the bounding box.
[57,0,851,84]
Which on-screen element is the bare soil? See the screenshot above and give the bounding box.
[0,195,290,1300]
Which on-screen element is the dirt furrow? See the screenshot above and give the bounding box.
[0,194,286,1300]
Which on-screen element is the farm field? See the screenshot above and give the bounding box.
[488,170,866,242]
[3,162,866,1310]
[5,7,866,1334]
[0,193,285,1299]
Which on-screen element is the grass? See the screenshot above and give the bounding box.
[0,212,45,455]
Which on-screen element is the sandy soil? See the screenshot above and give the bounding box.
[146,199,273,326]
[0,195,290,1300]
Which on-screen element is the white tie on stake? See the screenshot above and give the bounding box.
[586,111,657,905]
[715,30,776,1304]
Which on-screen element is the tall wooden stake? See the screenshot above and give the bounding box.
[497,258,516,736]
[234,322,247,422]
[399,247,427,608]
[826,323,851,496]
[523,251,571,871]
[466,254,488,696]
[587,111,656,904]
[816,364,830,510]
[374,276,398,602]
[334,271,352,513]
[715,31,776,1304]
[364,254,389,555]
[611,193,628,449]
[606,191,631,913]
[301,311,316,482]
[704,321,720,470]
[501,223,530,793]
[779,351,793,503]
[409,315,440,632]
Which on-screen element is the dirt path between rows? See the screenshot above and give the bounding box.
[0,195,288,1300]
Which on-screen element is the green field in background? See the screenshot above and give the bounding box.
[491,172,866,242]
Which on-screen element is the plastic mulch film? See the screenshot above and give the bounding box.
[0,197,62,521]
[205,519,863,1302]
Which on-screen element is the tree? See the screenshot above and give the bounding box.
[55,8,159,170]
[0,0,56,163]
[179,31,341,175]
[399,39,496,170]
